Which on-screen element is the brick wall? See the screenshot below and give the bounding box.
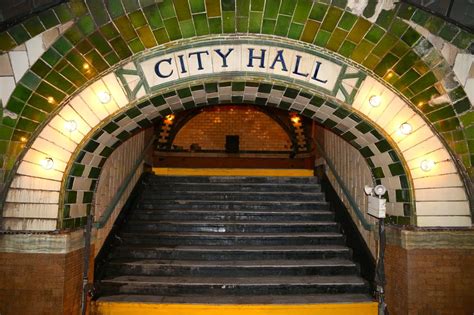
[0,248,84,315]
[385,244,474,314]
[173,106,291,151]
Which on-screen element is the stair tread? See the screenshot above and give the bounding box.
[109,259,356,267]
[145,200,328,204]
[128,221,338,225]
[134,210,333,214]
[119,245,350,251]
[121,232,344,237]
[144,191,322,194]
[96,293,374,304]
[102,275,367,285]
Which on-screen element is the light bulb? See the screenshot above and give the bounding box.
[98,91,111,104]
[420,159,435,172]
[399,122,413,135]
[64,120,77,132]
[373,185,387,196]
[369,95,382,107]
[40,157,54,170]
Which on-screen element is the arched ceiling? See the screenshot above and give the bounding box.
[0,0,472,231]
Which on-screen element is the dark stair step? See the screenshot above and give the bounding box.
[129,210,335,222]
[112,245,352,260]
[140,200,329,211]
[99,275,369,296]
[119,232,346,246]
[124,221,339,233]
[147,176,319,184]
[144,183,321,193]
[105,259,359,277]
[95,293,374,304]
[141,191,325,202]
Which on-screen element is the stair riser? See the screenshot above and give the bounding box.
[140,203,329,211]
[124,224,339,233]
[100,283,368,296]
[120,236,346,247]
[106,265,359,277]
[129,213,335,222]
[148,177,319,184]
[113,249,352,261]
[141,194,325,202]
[145,185,321,193]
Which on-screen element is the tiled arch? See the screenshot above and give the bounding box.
[0,0,472,230]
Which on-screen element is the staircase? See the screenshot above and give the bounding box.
[94,174,374,309]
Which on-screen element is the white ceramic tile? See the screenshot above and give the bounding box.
[0,53,13,75]
[41,27,60,48]
[10,175,61,191]
[6,189,60,203]
[0,76,16,106]
[16,160,64,181]
[102,73,130,108]
[69,97,101,127]
[9,51,29,81]
[416,215,471,227]
[3,203,58,219]
[413,173,464,188]
[39,125,77,152]
[2,218,57,231]
[403,136,443,161]
[416,201,471,216]
[31,137,72,164]
[79,87,109,119]
[414,187,467,201]
[396,125,433,151]
[25,35,45,65]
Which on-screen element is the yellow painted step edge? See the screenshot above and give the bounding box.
[92,302,378,315]
[152,168,314,177]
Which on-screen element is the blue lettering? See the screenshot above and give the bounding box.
[188,51,209,70]
[292,55,309,77]
[177,54,187,74]
[311,61,328,84]
[270,50,288,72]
[214,48,234,67]
[155,58,173,78]
[247,48,266,68]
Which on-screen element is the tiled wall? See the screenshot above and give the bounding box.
[94,131,145,255]
[0,0,472,231]
[173,105,291,151]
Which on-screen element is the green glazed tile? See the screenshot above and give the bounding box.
[248,11,263,33]
[64,25,85,45]
[237,0,250,17]
[190,0,205,13]
[274,15,291,36]
[301,20,320,43]
[410,86,440,107]
[314,29,331,47]
[206,0,221,17]
[164,17,182,40]
[115,16,138,41]
[373,167,385,179]
[11,84,32,102]
[401,27,420,46]
[21,106,47,122]
[452,30,473,49]
[424,16,445,34]
[374,9,395,29]
[77,15,95,35]
[194,13,210,35]
[326,28,347,51]
[137,25,157,47]
[338,12,357,31]
[160,0,177,19]
[86,50,109,72]
[153,28,170,44]
[223,11,236,33]
[38,10,60,29]
[76,40,93,54]
[36,81,66,102]
[426,105,456,122]
[293,0,311,24]
[346,17,371,43]
[363,55,380,70]
[0,32,17,51]
[393,51,418,75]
[454,98,471,114]
[321,7,343,31]
[363,0,376,18]
[411,8,429,25]
[107,0,125,18]
[237,17,249,32]
[393,68,419,90]
[23,17,45,37]
[264,0,280,18]
[16,118,39,132]
[174,0,192,20]
[397,3,415,20]
[410,72,437,92]
[388,162,405,176]
[434,117,460,133]
[129,11,147,28]
[60,65,87,87]
[279,0,297,15]
[251,0,264,11]
[9,25,31,44]
[262,19,276,34]
[438,23,459,42]
[338,40,356,57]
[222,0,236,11]
[351,40,374,63]
[89,32,113,54]
[371,33,398,57]
[391,40,410,57]
[309,2,328,22]
[389,19,408,37]
[288,23,303,40]
[364,25,385,44]
[110,37,133,58]
[31,59,52,78]
[0,126,13,141]
[42,49,62,67]
[122,0,141,12]
[45,71,73,93]
[208,17,223,34]
[180,20,196,37]
[144,5,164,29]
[100,23,120,40]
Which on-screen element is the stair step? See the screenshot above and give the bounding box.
[144,183,321,193]
[124,221,339,233]
[113,245,352,260]
[129,210,335,222]
[140,200,329,211]
[105,259,359,277]
[100,275,369,296]
[141,191,325,202]
[119,232,346,246]
[148,176,319,184]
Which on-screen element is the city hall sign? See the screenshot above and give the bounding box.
[116,42,365,104]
